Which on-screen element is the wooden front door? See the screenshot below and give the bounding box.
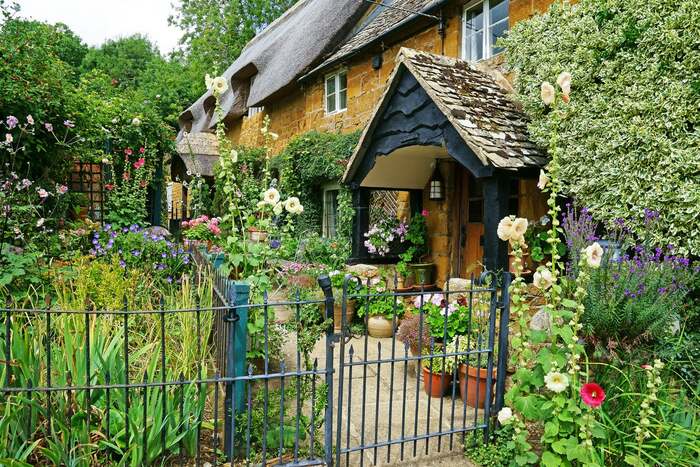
[458,170,485,276]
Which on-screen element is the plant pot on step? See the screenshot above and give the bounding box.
[458,363,496,408]
[422,367,453,398]
[247,228,268,243]
[409,263,435,286]
[367,315,394,338]
[332,300,355,331]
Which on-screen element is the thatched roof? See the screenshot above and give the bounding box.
[343,48,546,182]
[177,0,370,139]
[175,132,219,178]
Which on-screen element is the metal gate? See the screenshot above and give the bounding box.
[330,271,511,466]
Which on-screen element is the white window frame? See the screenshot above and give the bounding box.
[322,183,341,238]
[324,70,348,115]
[461,0,509,62]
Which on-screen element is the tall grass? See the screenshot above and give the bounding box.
[0,263,217,465]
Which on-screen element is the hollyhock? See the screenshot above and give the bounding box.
[544,371,569,393]
[537,169,549,190]
[512,218,528,243]
[497,407,513,425]
[131,117,141,126]
[584,242,604,268]
[533,268,553,290]
[139,147,145,154]
[105,183,114,191]
[57,185,68,195]
[580,382,606,408]
[541,82,555,105]
[230,149,239,162]
[125,148,133,156]
[133,158,145,169]
[263,188,280,205]
[556,71,572,96]
[421,209,430,217]
[497,216,514,241]
[211,76,228,95]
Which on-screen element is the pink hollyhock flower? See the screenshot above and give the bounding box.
[181,220,189,228]
[133,158,145,169]
[125,148,133,156]
[580,382,606,408]
[139,147,145,154]
[421,209,430,217]
[105,183,114,191]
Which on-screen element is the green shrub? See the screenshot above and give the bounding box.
[502,0,700,256]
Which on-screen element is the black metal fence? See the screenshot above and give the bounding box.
[0,259,510,466]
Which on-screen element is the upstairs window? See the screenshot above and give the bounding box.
[462,0,509,62]
[325,71,347,114]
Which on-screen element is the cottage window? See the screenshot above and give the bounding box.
[325,71,347,114]
[322,184,340,237]
[462,0,509,62]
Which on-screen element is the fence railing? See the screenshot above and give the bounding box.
[1,252,510,466]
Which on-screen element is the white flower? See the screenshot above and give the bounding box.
[584,242,604,268]
[541,81,555,105]
[284,196,303,214]
[273,202,284,215]
[497,407,514,425]
[263,188,280,205]
[26,115,34,125]
[556,72,572,96]
[230,149,238,163]
[131,117,141,126]
[102,158,110,165]
[511,218,528,243]
[211,76,228,95]
[537,170,549,190]
[544,371,569,393]
[533,268,553,290]
[5,133,12,144]
[269,132,279,141]
[205,74,213,89]
[497,216,514,242]
[36,218,45,227]
[256,200,267,209]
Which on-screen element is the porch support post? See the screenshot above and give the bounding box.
[482,173,510,273]
[350,186,370,262]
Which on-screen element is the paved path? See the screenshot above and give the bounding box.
[280,333,482,466]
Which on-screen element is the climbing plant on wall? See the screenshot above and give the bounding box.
[275,130,360,237]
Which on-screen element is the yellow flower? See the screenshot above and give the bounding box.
[284,196,303,214]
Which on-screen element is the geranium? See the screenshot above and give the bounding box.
[37,188,49,199]
[4,133,12,144]
[26,115,34,125]
[44,122,53,132]
[544,371,569,393]
[6,115,18,129]
[580,382,606,408]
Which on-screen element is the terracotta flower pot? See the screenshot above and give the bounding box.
[458,363,496,408]
[367,315,394,338]
[422,367,452,398]
[333,301,355,331]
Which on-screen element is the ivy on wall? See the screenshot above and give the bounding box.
[502,0,700,255]
[274,130,361,236]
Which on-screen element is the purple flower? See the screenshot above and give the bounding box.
[131,250,141,257]
[6,115,18,129]
[119,260,126,268]
[166,276,173,284]
[63,120,75,128]
[270,239,281,249]
[44,122,54,132]
[161,252,167,258]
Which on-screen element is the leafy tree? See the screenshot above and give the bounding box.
[169,0,298,75]
[81,34,160,89]
[502,0,700,255]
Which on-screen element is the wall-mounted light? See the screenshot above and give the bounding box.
[428,159,444,201]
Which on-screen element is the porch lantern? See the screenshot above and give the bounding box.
[428,160,444,201]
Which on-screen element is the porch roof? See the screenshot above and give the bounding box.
[343,48,546,184]
[175,132,219,178]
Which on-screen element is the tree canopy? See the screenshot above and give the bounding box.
[502,0,700,255]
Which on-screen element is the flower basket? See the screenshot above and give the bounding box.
[458,363,496,408]
[422,366,453,398]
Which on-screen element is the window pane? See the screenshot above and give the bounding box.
[339,72,347,90]
[326,93,336,113]
[339,88,347,110]
[324,190,339,237]
[326,76,335,95]
[489,0,509,25]
[490,19,509,54]
[465,3,484,32]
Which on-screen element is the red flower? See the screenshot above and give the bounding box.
[421,209,430,217]
[139,147,145,154]
[580,382,606,408]
[124,148,133,156]
[105,183,114,191]
[133,157,145,169]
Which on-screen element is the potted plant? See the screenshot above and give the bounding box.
[446,334,497,408]
[397,314,432,375]
[327,270,360,331]
[356,276,404,338]
[181,215,222,251]
[398,210,433,286]
[421,351,454,398]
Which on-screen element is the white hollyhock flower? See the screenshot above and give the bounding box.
[211,76,228,95]
[284,197,303,214]
[533,268,553,290]
[511,218,528,243]
[497,407,514,425]
[544,371,569,393]
[497,216,514,242]
[230,149,238,163]
[273,202,284,215]
[269,132,279,141]
[541,82,555,105]
[537,170,549,190]
[205,74,213,89]
[263,188,280,205]
[584,242,604,268]
[256,200,267,209]
[131,117,141,126]
[556,72,572,96]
